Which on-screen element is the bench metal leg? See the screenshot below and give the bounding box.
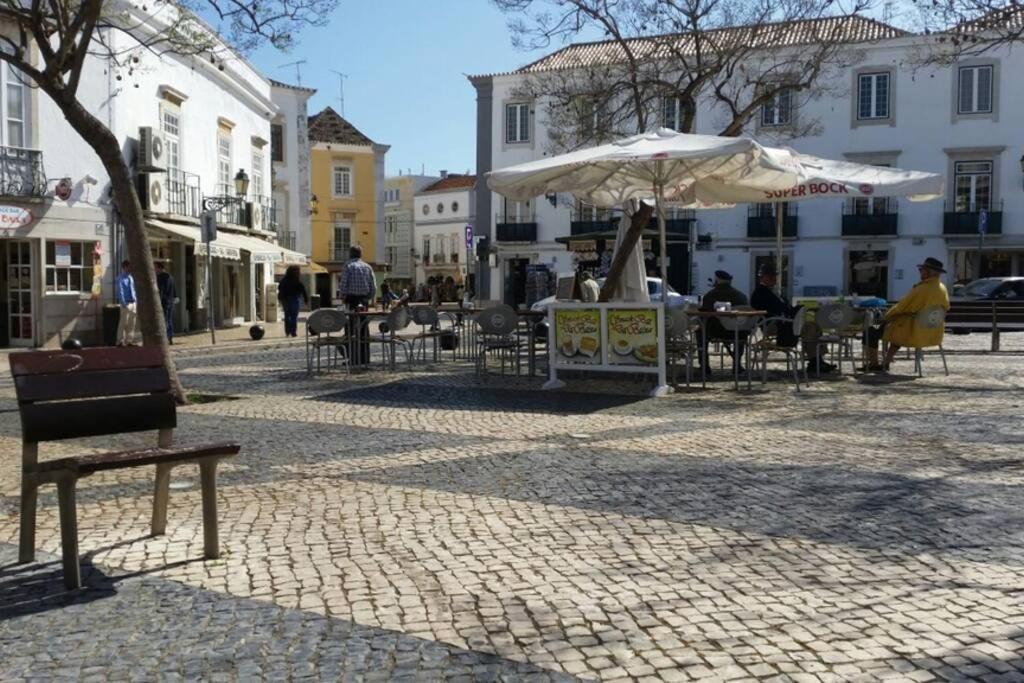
[55,475,81,590]
[18,443,38,563]
[151,463,172,536]
[199,460,220,560]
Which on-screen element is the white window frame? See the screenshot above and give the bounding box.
[857,72,890,120]
[958,65,994,115]
[953,160,993,212]
[332,213,352,255]
[217,133,232,191]
[2,57,25,147]
[332,165,353,198]
[760,89,792,127]
[505,102,531,144]
[251,148,264,198]
[661,95,682,132]
[161,106,181,176]
[422,236,431,263]
[45,240,94,294]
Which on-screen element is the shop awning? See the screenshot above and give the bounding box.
[275,260,327,275]
[147,219,241,260]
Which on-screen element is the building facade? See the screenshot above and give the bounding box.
[384,173,439,291]
[0,6,306,347]
[270,80,316,258]
[470,20,1024,306]
[307,107,389,304]
[413,174,476,289]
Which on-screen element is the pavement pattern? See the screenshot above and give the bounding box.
[0,341,1023,681]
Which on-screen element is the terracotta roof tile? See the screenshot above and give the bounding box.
[420,175,477,193]
[308,107,375,146]
[269,79,317,94]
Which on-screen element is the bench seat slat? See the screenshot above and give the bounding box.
[16,367,170,403]
[35,442,241,475]
[10,347,164,377]
[20,394,176,443]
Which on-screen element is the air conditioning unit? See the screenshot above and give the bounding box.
[138,172,168,214]
[138,126,166,172]
[247,201,263,230]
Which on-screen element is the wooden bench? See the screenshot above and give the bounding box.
[10,346,241,590]
[946,300,1024,351]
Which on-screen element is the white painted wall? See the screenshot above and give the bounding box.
[413,185,475,284]
[271,83,314,256]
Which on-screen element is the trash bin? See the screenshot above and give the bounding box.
[310,294,321,311]
[102,304,120,346]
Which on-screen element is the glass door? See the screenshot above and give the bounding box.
[7,240,33,345]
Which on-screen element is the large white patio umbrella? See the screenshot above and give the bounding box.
[682,150,945,290]
[487,128,801,297]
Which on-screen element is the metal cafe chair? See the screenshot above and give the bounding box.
[475,304,522,378]
[368,306,414,372]
[752,314,809,391]
[911,305,949,377]
[408,305,447,363]
[305,308,349,374]
[665,308,703,388]
[717,307,761,390]
[814,302,858,375]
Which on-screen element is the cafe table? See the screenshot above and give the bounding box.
[691,309,767,390]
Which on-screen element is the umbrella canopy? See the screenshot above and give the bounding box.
[486,128,801,208]
[610,202,650,303]
[682,149,944,204]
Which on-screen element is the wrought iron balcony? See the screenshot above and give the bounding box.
[944,201,1003,235]
[842,198,898,236]
[0,147,45,198]
[206,183,247,226]
[248,195,278,232]
[327,240,350,262]
[495,215,538,242]
[277,230,296,251]
[747,204,798,239]
[166,169,201,218]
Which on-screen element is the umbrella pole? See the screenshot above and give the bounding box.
[774,201,784,296]
[657,184,668,300]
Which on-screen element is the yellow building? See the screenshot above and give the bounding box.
[307,107,389,303]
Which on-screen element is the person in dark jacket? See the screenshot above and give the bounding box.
[699,270,748,371]
[750,263,834,374]
[155,261,178,343]
[277,265,308,337]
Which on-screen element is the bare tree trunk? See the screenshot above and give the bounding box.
[54,97,186,403]
[598,203,653,302]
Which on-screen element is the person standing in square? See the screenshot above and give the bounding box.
[155,261,177,344]
[115,260,139,346]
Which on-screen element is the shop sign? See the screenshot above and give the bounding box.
[0,205,33,231]
[607,308,659,366]
[569,240,597,252]
[553,308,601,365]
[55,241,72,267]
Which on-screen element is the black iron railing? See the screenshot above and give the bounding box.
[206,183,247,226]
[495,215,538,242]
[944,201,1003,235]
[277,230,296,251]
[747,203,798,238]
[166,169,201,218]
[842,198,898,236]
[327,240,349,262]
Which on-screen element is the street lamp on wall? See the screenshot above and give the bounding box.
[309,193,319,216]
[233,168,250,198]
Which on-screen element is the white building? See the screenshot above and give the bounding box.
[0,6,306,347]
[384,173,439,291]
[270,80,316,258]
[413,173,476,290]
[469,17,1024,306]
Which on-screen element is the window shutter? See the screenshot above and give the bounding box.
[518,104,529,142]
[959,68,974,113]
[506,105,516,143]
[977,66,992,112]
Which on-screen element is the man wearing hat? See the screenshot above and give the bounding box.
[865,257,950,371]
[699,270,749,370]
[750,263,835,374]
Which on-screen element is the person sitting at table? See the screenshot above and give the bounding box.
[699,270,748,371]
[864,257,950,372]
[750,263,836,375]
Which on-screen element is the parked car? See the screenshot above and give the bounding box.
[951,277,1024,301]
[530,277,694,314]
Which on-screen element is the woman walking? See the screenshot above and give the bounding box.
[277,265,308,337]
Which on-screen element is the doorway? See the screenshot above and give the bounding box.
[847,249,889,299]
[504,257,529,308]
[3,240,34,346]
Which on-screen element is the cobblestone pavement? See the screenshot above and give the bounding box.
[1,342,1023,681]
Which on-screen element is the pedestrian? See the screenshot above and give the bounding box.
[750,263,834,375]
[155,261,178,344]
[380,281,398,311]
[277,265,308,337]
[579,270,600,302]
[115,259,139,346]
[338,245,376,310]
[430,277,441,306]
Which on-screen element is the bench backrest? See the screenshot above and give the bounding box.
[10,347,175,444]
[946,300,1024,324]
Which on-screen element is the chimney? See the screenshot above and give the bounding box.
[440,169,448,179]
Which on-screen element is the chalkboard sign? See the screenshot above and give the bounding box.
[556,275,577,301]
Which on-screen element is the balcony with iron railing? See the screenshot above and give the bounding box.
[205,183,247,227]
[166,169,202,218]
[249,195,278,233]
[0,146,46,198]
[944,200,1003,235]
[327,240,350,262]
[747,204,798,239]
[277,230,297,251]
[495,214,538,242]
[569,208,696,236]
[842,198,898,236]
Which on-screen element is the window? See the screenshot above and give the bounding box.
[271,123,283,162]
[437,202,444,214]
[332,213,351,258]
[954,161,992,212]
[761,90,792,127]
[217,134,231,191]
[385,246,398,268]
[162,108,180,175]
[421,203,429,216]
[251,149,264,198]
[504,198,532,222]
[451,201,459,213]
[661,96,682,131]
[45,241,94,293]
[333,165,353,197]
[422,236,431,264]
[958,65,993,115]
[857,73,890,120]
[450,232,460,261]
[851,164,892,215]
[5,62,24,146]
[505,102,530,144]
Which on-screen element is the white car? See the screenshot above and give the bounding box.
[530,277,694,313]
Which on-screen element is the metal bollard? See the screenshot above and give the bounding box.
[991,301,1001,352]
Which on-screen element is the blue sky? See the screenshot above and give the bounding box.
[248,0,552,178]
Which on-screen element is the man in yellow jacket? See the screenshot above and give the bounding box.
[865,257,950,371]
